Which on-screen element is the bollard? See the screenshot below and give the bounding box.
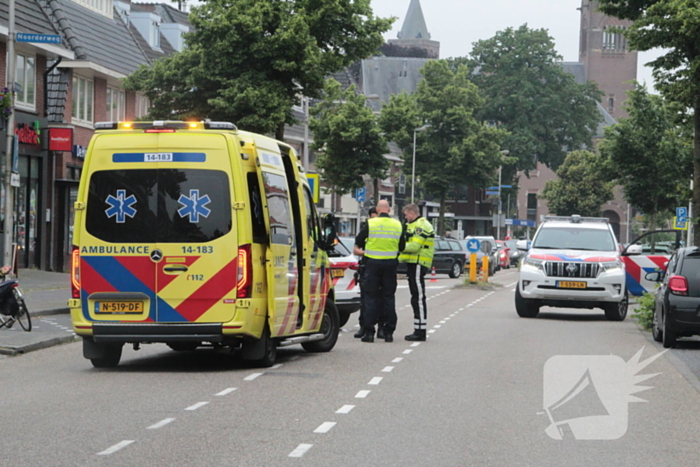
[470,253,478,283]
[482,257,489,283]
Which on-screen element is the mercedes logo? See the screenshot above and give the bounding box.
[150,249,163,262]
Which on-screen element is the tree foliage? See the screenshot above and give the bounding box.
[468,25,603,171]
[309,79,389,196]
[599,84,693,230]
[541,150,614,217]
[597,0,700,242]
[379,60,507,233]
[123,0,393,139]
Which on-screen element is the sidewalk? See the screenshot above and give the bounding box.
[0,269,75,356]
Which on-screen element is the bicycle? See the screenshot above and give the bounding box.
[0,266,31,332]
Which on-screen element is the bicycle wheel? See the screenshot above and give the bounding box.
[16,301,31,332]
[0,315,9,329]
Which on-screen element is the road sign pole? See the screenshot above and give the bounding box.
[3,0,16,270]
[497,166,502,240]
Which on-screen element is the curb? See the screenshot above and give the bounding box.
[31,307,70,318]
[0,334,80,356]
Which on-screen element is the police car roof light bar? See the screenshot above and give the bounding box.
[542,215,609,224]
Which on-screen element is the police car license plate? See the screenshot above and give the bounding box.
[557,281,587,289]
[331,269,345,278]
[95,301,144,314]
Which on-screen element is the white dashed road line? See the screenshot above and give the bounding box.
[215,388,237,396]
[355,390,371,398]
[392,357,403,363]
[244,373,263,381]
[403,349,413,354]
[314,422,337,434]
[382,366,394,372]
[506,281,519,288]
[336,405,355,414]
[368,377,383,385]
[271,363,283,369]
[289,444,313,458]
[97,440,134,456]
[410,343,421,347]
[185,402,209,411]
[428,330,436,334]
[147,418,175,430]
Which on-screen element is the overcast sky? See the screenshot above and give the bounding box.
[370,0,659,89]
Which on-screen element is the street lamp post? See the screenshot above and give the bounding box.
[496,150,510,241]
[411,125,429,204]
[3,0,17,270]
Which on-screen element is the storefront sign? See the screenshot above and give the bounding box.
[73,145,86,159]
[10,172,20,187]
[15,121,41,145]
[48,128,73,151]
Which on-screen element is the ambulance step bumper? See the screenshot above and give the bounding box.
[92,323,223,343]
[277,333,325,347]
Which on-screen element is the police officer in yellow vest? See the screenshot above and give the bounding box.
[400,203,435,342]
[354,200,406,343]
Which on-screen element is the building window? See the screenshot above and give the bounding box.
[15,53,36,108]
[608,95,615,114]
[71,0,113,18]
[135,94,150,119]
[72,76,94,124]
[106,87,126,121]
[527,193,537,222]
[602,27,625,52]
[152,22,161,48]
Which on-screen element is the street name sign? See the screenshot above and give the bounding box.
[15,33,62,44]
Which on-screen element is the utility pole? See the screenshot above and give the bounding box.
[497,165,502,240]
[4,0,17,271]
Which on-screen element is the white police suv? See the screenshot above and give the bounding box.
[516,215,627,321]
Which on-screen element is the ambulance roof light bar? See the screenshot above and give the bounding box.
[94,121,238,131]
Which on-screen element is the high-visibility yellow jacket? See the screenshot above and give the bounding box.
[364,216,403,260]
[399,216,435,268]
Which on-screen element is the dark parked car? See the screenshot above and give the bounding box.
[397,237,467,278]
[648,247,700,348]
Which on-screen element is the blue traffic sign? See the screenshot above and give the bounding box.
[506,218,536,227]
[355,187,366,203]
[466,238,481,253]
[676,207,688,222]
[485,191,499,196]
[15,33,62,44]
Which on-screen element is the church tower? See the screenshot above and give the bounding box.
[578,0,638,120]
[387,0,440,58]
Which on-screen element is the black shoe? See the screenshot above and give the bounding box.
[384,333,393,343]
[354,328,365,338]
[361,333,374,343]
[405,331,426,342]
[377,327,386,339]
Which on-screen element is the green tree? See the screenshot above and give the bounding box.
[468,25,603,171]
[380,60,508,234]
[124,0,393,139]
[599,84,693,230]
[309,79,389,195]
[597,0,700,242]
[541,150,614,217]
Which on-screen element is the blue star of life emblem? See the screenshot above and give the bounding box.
[105,190,137,223]
[178,189,212,223]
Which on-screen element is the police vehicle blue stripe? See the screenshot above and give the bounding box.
[112,153,207,163]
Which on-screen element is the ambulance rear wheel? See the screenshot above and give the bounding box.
[303,300,339,353]
[90,345,122,368]
[255,324,277,368]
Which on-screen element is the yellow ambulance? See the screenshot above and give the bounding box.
[69,121,339,368]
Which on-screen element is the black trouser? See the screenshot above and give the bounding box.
[357,261,384,328]
[363,257,398,334]
[407,263,428,331]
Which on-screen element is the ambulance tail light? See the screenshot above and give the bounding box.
[237,244,253,298]
[71,246,81,299]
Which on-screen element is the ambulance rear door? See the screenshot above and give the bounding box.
[149,133,240,323]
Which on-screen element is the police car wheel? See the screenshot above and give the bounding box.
[603,290,628,322]
[303,300,339,353]
[515,287,539,318]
